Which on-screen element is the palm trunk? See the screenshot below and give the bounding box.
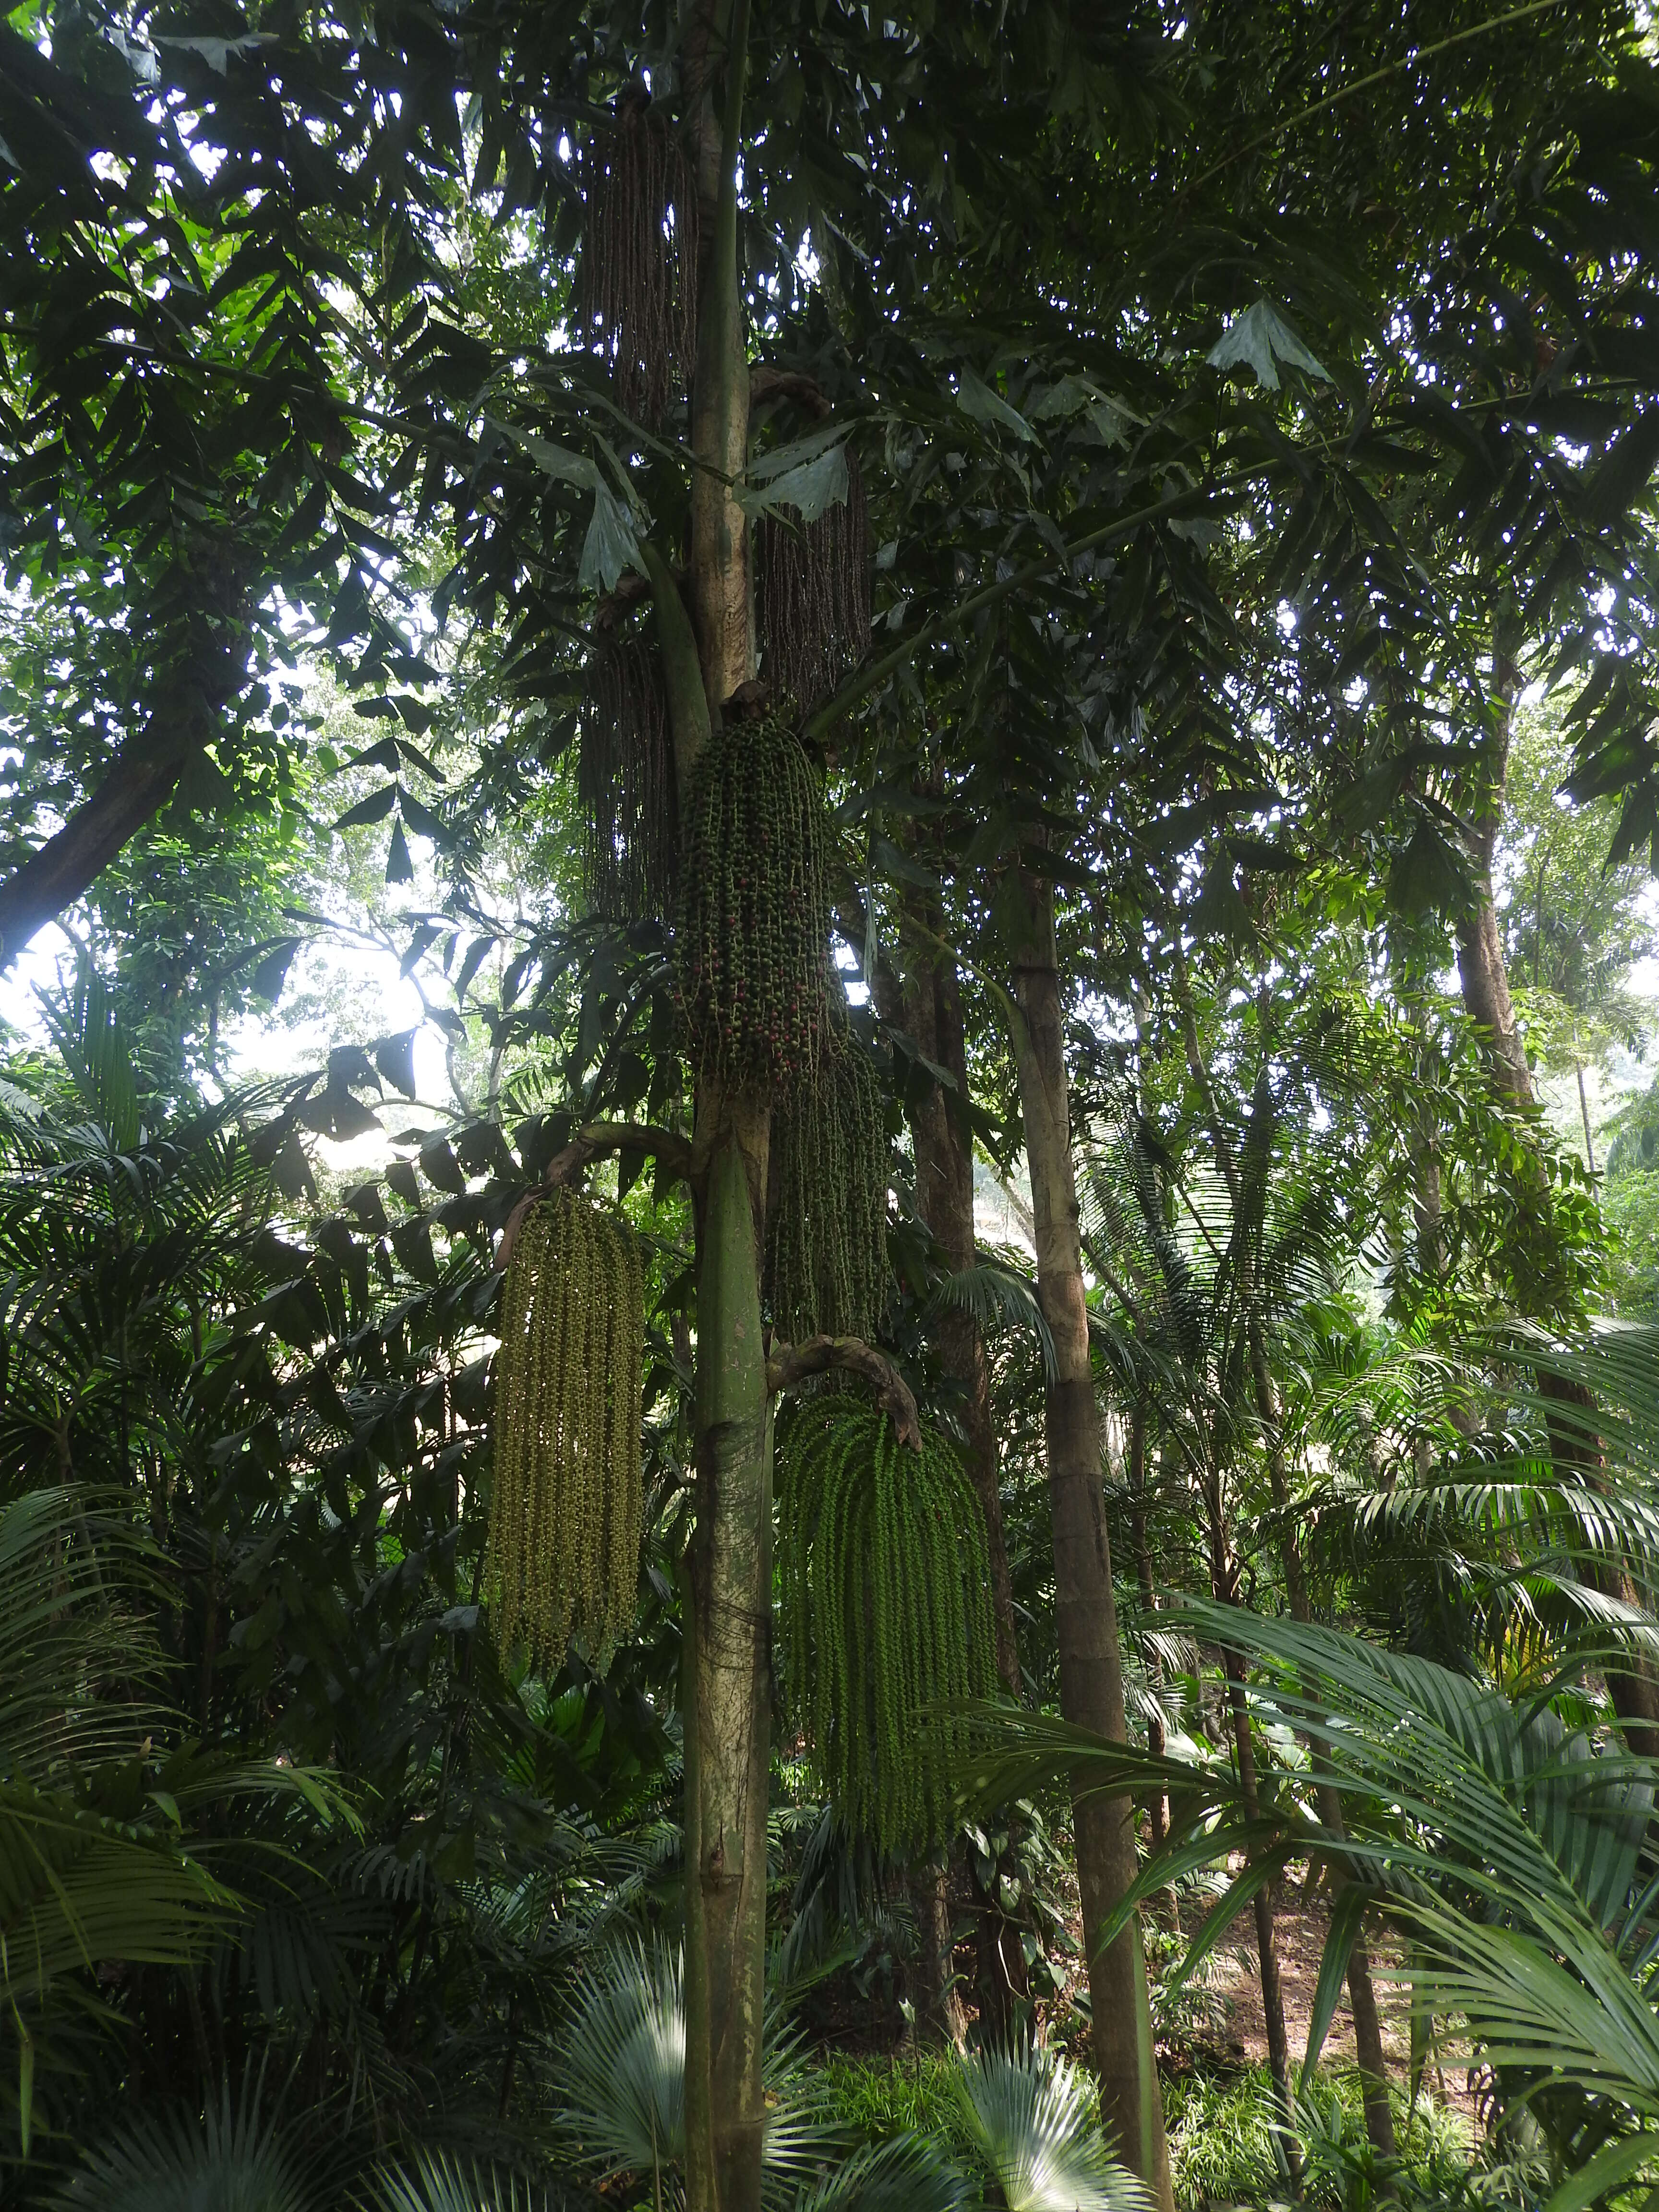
[1450,635,1659,1760]
[1128,1407,1179,1935]
[1218,1626,1303,2196]
[912,1862,967,2047]
[1010,868,1172,2209]
[902,913,1028,2038]
[687,1122,772,2212]
[1576,1060,1596,1174]
[1250,1333,1396,2162]
[676,13,769,2209]
[1173,959,1392,2163]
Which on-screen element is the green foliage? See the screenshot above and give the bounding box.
[1163,2068,1475,2212]
[543,1939,839,2191]
[777,1399,997,1852]
[0,974,682,2183]
[487,1189,646,1673]
[768,1036,890,1344]
[1601,1166,1659,1321]
[545,1938,685,2179]
[675,712,835,1097]
[814,2051,976,2159]
[51,2080,320,2212]
[361,2155,561,2212]
[969,1562,1659,2187]
[951,2040,1147,2212]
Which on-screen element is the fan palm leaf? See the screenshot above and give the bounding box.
[952,2039,1151,2212]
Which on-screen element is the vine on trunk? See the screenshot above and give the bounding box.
[674,709,835,1095]
[756,453,870,710]
[776,1398,997,1851]
[486,1189,645,1672]
[580,86,697,430]
[767,1034,888,1343]
[578,632,677,922]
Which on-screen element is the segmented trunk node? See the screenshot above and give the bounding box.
[486,1190,646,1672]
[767,1033,889,1344]
[776,1399,997,1853]
[674,709,835,1097]
[580,85,698,431]
[756,452,870,709]
[579,632,677,922]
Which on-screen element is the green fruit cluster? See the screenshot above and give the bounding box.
[768,1036,888,1345]
[486,1190,645,1673]
[776,1398,998,1853]
[675,711,835,1096]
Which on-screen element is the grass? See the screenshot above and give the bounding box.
[1164,2065,1477,2211]
[814,2048,1480,2212]
[811,2049,977,2162]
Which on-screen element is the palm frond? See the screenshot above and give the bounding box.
[361,2151,568,2212]
[952,2038,1152,2212]
[51,2076,319,2212]
[920,1259,1057,1383]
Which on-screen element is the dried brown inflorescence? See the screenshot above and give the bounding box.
[579,86,698,431]
[756,451,870,712]
[578,631,677,923]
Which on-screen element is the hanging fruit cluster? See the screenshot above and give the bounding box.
[486,1189,646,1673]
[578,632,677,924]
[767,1034,889,1345]
[756,452,870,711]
[776,1397,998,1853]
[674,710,836,1096]
[580,86,697,430]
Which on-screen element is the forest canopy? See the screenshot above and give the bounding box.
[7,3,1659,2210]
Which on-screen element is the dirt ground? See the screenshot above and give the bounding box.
[1180,1869,1477,2117]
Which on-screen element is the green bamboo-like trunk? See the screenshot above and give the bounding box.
[672,8,769,2210]
[1009,868,1174,2212]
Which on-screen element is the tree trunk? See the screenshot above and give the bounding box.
[902,921,1022,1690]
[0,658,238,969]
[686,1119,772,2212]
[1250,1334,1396,2162]
[1576,1059,1597,1174]
[912,1861,967,2047]
[677,13,769,2210]
[1010,869,1172,2208]
[1454,633,1533,1112]
[1173,960,1393,2162]
[1217,1624,1303,2197]
[1448,636,1659,1762]
[901,912,1028,2039]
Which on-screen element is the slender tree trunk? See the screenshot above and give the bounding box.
[1173,959,1392,2162]
[0,648,240,968]
[1128,1407,1179,1935]
[901,913,1028,2038]
[1454,638,1533,1108]
[902,919,1022,1690]
[1448,634,1659,1761]
[675,14,769,2208]
[1216,1621,1303,2197]
[1576,1060,1596,1174]
[912,1862,967,2047]
[686,1115,772,2212]
[1010,869,1173,2209]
